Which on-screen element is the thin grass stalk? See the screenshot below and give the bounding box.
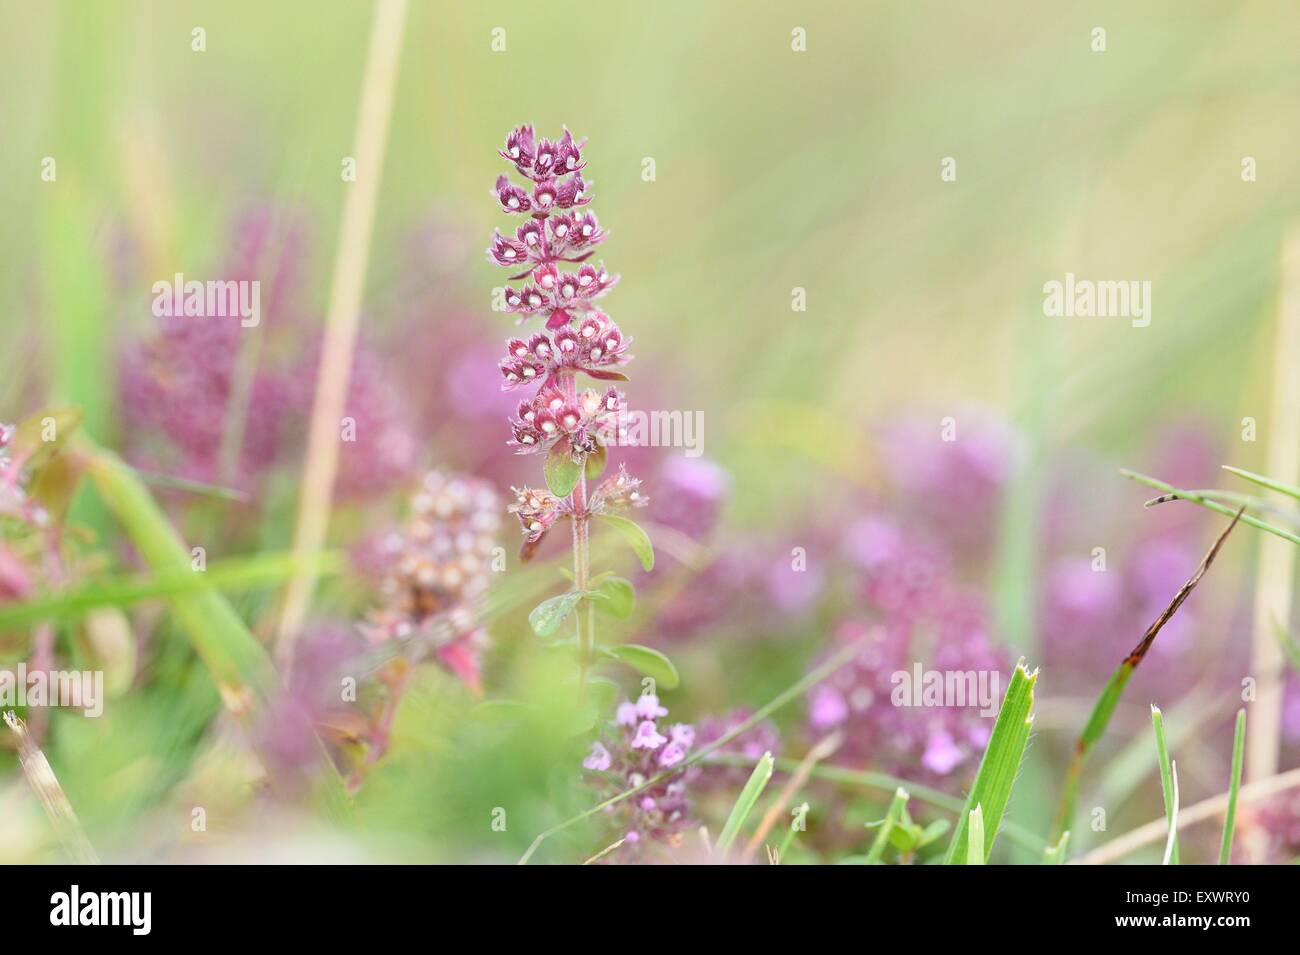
[865,787,910,864]
[1244,230,1300,781]
[1160,759,1180,865]
[275,0,409,672]
[1151,705,1179,864]
[4,712,99,863]
[1219,709,1247,864]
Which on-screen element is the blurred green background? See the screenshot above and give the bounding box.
[2,0,1299,863]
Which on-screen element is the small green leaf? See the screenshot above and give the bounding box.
[544,441,581,497]
[585,443,607,479]
[917,818,951,849]
[586,576,635,618]
[714,751,774,857]
[604,643,678,689]
[528,590,583,638]
[597,514,654,571]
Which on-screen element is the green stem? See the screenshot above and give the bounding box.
[562,371,594,699]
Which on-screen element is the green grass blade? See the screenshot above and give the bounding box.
[864,786,909,864]
[1121,470,1300,545]
[966,805,986,865]
[1219,709,1247,864]
[1222,465,1300,503]
[714,751,774,857]
[82,443,351,819]
[83,446,278,707]
[0,551,343,629]
[943,660,1037,864]
[1161,759,1180,866]
[1151,705,1179,865]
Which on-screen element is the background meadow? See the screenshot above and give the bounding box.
[2,0,1299,864]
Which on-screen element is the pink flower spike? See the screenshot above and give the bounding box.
[616,700,638,726]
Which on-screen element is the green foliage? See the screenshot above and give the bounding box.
[596,514,654,571]
[944,661,1037,864]
[602,643,679,689]
[1219,709,1246,865]
[1151,705,1179,865]
[966,805,986,865]
[543,441,581,497]
[585,576,634,618]
[714,751,773,857]
[528,590,583,638]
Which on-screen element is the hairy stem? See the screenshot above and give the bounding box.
[563,371,594,699]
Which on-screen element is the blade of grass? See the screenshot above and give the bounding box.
[714,751,774,858]
[1121,470,1300,545]
[943,660,1038,864]
[1151,705,1179,864]
[708,753,1045,854]
[274,0,409,673]
[1050,508,1243,841]
[1219,709,1247,864]
[741,731,841,862]
[865,787,910,864]
[4,711,99,863]
[1222,465,1300,503]
[80,444,351,819]
[0,550,343,629]
[966,805,986,865]
[1161,760,1180,865]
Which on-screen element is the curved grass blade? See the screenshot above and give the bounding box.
[943,660,1037,864]
[1121,470,1300,545]
[81,444,350,818]
[1161,760,1180,865]
[1219,709,1247,864]
[714,751,774,858]
[1151,705,1179,864]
